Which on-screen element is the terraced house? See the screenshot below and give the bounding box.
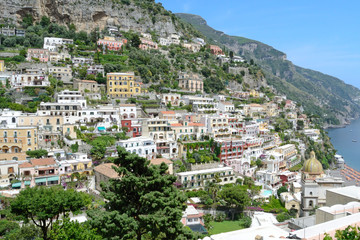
[107,72,142,98]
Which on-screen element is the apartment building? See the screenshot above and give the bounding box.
[15,158,59,188]
[43,37,74,52]
[49,51,71,62]
[178,72,204,93]
[141,118,177,158]
[0,126,38,161]
[176,166,235,189]
[26,48,50,62]
[48,66,72,83]
[139,38,158,50]
[10,73,49,91]
[97,36,127,51]
[107,72,142,98]
[115,137,157,160]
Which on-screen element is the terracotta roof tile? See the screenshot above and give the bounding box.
[160,111,175,114]
[188,123,204,127]
[171,123,182,127]
[30,158,56,166]
[19,162,33,168]
[94,163,119,179]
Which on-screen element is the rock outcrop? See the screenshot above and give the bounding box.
[0,0,180,35]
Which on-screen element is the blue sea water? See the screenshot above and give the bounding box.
[327,118,360,171]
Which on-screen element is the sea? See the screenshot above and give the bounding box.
[327,118,360,171]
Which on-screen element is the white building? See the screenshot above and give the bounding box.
[43,37,74,52]
[218,102,235,113]
[116,136,157,160]
[119,104,137,119]
[176,166,235,190]
[10,73,49,91]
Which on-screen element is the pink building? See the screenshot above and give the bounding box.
[139,38,158,50]
[208,45,223,55]
[26,48,50,62]
[97,38,127,51]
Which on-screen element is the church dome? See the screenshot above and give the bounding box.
[303,151,323,173]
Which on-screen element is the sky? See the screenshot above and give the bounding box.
[157,0,360,88]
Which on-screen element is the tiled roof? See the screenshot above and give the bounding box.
[171,123,182,127]
[150,158,173,165]
[19,162,32,168]
[160,111,175,114]
[94,163,119,179]
[188,123,204,127]
[30,158,56,166]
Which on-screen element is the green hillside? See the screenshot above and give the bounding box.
[176,13,360,125]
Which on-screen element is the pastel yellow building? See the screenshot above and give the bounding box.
[0,127,38,161]
[0,60,4,72]
[107,72,142,98]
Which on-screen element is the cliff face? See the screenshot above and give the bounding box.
[0,0,179,35]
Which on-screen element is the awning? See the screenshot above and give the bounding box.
[12,181,30,188]
[47,176,59,182]
[98,126,106,131]
[35,176,59,183]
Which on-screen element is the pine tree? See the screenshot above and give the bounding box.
[88,147,196,240]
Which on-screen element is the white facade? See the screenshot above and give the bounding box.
[43,37,74,52]
[176,166,236,189]
[116,137,157,160]
[218,102,235,113]
[119,104,137,119]
[11,73,49,91]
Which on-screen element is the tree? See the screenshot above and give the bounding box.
[71,142,79,153]
[219,185,251,220]
[130,34,141,48]
[3,38,16,47]
[40,16,51,27]
[229,51,234,60]
[48,218,102,240]
[323,226,360,240]
[3,224,42,240]
[10,186,91,240]
[88,147,196,240]
[26,149,48,158]
[277,186,288,197]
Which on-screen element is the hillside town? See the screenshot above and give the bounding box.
[0,14,360,240]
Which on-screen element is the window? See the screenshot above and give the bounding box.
[27,139,31,145]
[27,131,31,138]
[3,131,7,138]
[13,131,17,137]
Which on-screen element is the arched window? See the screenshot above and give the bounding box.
[12,117,15,123]
[309,200,313,207]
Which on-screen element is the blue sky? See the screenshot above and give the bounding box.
[157,0,360,88]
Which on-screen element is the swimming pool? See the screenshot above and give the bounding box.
[261,190,273,198]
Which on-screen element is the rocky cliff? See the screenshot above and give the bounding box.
[0,0,193,36]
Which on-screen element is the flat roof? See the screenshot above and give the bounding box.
[293,212,360,238]
[176,166,233,176]
[326,185,360,200]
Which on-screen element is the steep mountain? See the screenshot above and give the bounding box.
[0,0,201,38]
[176,13,360,125]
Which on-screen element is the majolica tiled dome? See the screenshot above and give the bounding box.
[303,151,323,173]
